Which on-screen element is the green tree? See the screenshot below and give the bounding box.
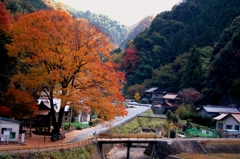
[204,16,240,105]
[175,104,191,119]
[166,110,178,124]
[181,46,204,90]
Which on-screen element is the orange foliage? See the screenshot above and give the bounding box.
[123,47,140,74]
[0,105,11,117]
[3,88,37,119]
[6,10,127,122]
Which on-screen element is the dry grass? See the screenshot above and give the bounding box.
[0,130,80,149]
[177,153,240,159]
[200,139,240,146]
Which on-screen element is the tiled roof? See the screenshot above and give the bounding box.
[203,106,239,113]
[163,93,178,99]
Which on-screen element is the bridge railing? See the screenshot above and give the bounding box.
[0,137,94,154]
[97,133,158,140]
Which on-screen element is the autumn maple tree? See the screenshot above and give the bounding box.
[2,88,37,119]
[0,2,11,30]
[6,10,127,136]
[123,47,140,75]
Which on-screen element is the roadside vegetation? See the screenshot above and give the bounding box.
[0,145,97,159]
[111,110,166,134]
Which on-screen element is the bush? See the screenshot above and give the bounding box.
[166,110,179,124]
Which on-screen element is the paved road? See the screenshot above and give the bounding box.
[66,106,151,143]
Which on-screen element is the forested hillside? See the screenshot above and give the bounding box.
[66,6,129,46]
[3,0,49,13]
[122,0,240,106]
[119,16,154,49]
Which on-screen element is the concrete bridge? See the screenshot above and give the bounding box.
[95,133,240,159]
[96,133,159,159]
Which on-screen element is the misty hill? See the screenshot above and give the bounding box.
[65,6,129,47]
[119,16,155,49]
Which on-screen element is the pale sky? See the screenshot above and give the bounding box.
[59,0,181,26]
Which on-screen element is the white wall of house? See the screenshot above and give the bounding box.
[0,120,20,142]
[216,116,240,130]
[73,112,90,123]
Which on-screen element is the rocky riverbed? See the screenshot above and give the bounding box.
[106,144,151,159]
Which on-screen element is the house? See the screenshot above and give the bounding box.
[0,117,21,143]
[160,93,181,114]
[36,97,90,124]
[162,93,181,107]
[144,87,167,106]
[213,113,240,138]
[197,105,240,117]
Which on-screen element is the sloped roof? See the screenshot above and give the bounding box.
[0,117,22,124]
[213,113,228,120]
[162,102,179,107]
[213,113,240,124]
[163,93,178,99]
[37,98,70,113]
[144,87,166,93]
[38,98,61,112]
[231,113,240,123]
[144,87,159,92]
[202,106,239,113]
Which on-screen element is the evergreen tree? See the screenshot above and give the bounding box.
[181,46,204,90]
[204,16,240,105]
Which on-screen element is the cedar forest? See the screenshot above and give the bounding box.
[0,0,240,135]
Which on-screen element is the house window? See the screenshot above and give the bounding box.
[1,128,12,134]
[218,123,223,129]
[226,125,232,129]
[235,125,239,131]
[10,132,16,139]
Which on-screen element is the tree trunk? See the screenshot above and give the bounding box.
[49,97,58,134]
[58,107,65,131]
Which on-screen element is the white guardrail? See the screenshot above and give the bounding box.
[125,102,152,107]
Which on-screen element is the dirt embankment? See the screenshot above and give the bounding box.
[106,140,240,159]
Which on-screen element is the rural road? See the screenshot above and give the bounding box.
[66,105,151,143]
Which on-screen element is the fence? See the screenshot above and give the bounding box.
[97,133,158,140]
[0,137,94,154]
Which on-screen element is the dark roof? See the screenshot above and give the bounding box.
[200,105,239,113]
[0,117,22,124]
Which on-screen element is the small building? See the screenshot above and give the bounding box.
[0,117,21,143]
[37,97,90,124]
[213,113,240,138]
[197,105,240,117]
[144,87,167,106]
[162,93,181,107]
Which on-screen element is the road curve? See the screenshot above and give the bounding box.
[66,106,151,143]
